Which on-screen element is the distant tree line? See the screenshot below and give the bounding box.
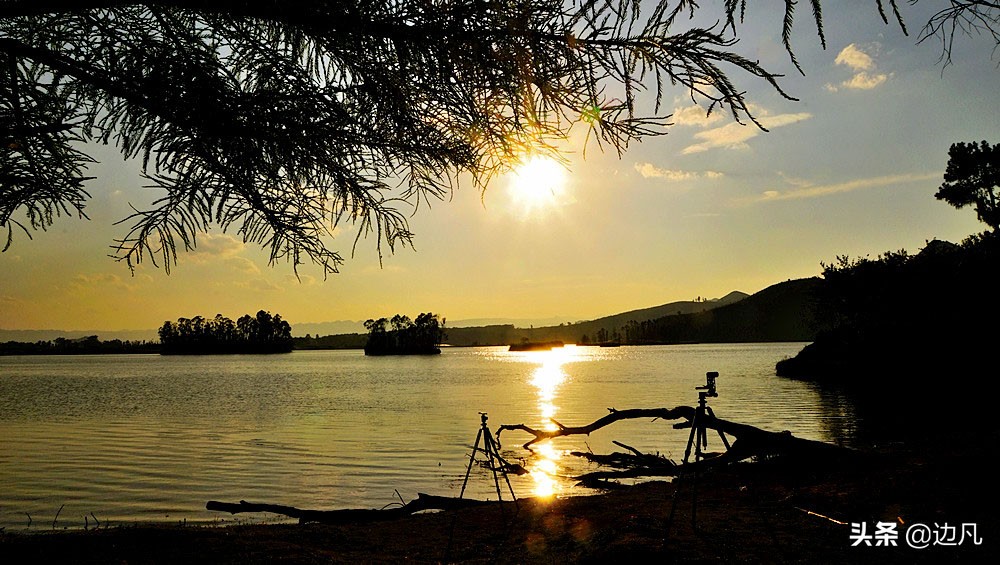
[293,333,367,350]
[364,313,445,355]
[158,311,293,354]
[0,336,159,355]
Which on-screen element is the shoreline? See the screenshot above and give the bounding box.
[3,432,993,563]
[1,340,812,356]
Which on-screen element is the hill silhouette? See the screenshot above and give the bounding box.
[294,285,822,349]
[626,279,820,344]
[443,292,751,346]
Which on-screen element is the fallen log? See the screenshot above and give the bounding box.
[497,408,684,449]
[206,493,502,525]
[497,407,844,473]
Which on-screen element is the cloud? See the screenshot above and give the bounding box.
[835,44,875,71]
[189,233,246,262]
[635,162,724,181]
[69,272,144,293]
[187,234,264,272]
[225,256,262,275]
[776,172,816,189]
[682,112,811,154]
[762,113,814,129]
[232,278,283,292]
[841,72,888,90]
[285,273,320,285]
[739,172,940,204]
[671,104,725,127]
[828,44,889,91]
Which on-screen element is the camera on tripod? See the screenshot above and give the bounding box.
[695,371,718,398]
[682,371,728,465]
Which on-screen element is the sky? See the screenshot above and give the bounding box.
[1,1,998,333]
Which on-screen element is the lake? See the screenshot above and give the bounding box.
[0,343,858,530]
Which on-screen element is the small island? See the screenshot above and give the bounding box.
[363,312,445,356]
[509,340,564,352]
[158,311,293,355]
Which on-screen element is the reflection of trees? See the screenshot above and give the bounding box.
[158,310,292,353]
[803,376,974,448]
[799,381,861,447]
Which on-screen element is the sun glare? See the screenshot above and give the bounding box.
[523,346,578,498]
[506,155,569,218]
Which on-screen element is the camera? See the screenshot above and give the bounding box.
[696,371,718,398]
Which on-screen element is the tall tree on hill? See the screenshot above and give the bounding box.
[936,140,1000,231]
[2,1,996,273]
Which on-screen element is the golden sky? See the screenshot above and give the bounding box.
[1,3,994,332]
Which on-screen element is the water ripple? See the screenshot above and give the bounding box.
[0,344,838,528]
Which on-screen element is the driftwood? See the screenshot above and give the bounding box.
[570,440,674,468]
[497,407,843,477]
[575,466,682,487]
[206,493,501,525]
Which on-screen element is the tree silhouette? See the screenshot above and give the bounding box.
[1,1,992,273]
[918,1,1000,66]
[158,309,292,353]
[364,311,443,355]
[936,141,1000,231]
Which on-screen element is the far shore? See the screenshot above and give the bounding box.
[1,339,811,356]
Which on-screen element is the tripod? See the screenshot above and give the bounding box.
[667,372,732,535]
[444,413,519,563]
[682,372,731,464]
[459,412,518,507]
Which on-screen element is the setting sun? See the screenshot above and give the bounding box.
[506,155,569,217]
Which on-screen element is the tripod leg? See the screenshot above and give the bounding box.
[706,406,731,450]
[716,429,731,450]
[486,432,519,504]
[691,466,698,530]
[482,431,505,503]
[459,428,484,500]
[682,413,699,464]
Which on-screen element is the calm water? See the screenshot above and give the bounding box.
[0,344,857,529]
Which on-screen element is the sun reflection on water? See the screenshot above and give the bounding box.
[530,441,563,498]
[519,345,583,498]
[530,358,564,428]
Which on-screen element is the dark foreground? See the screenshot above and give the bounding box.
[2,432,993,564]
